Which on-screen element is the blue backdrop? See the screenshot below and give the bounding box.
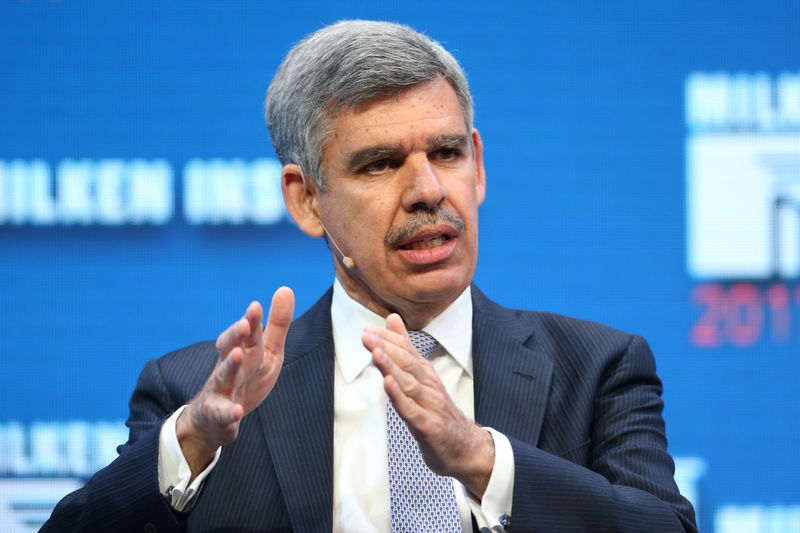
[1,2,799,531]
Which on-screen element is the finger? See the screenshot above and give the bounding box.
[230,403,245,422]
[363,324,423,375]
[384,313,409,338]
[365,331,419,375]
[216,314,251,357]
[384,373,424,427]
[384,314,423,358]
[362,318,417,357]
[370,344,398,379]
[263,286,295,356]
[371,345,422,401]
[242,301,264,348]
[362,326,412,353]
[212,346,244,394]
[203,395,243,428]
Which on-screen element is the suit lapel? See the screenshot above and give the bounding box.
[471,286,553,447]
[256,289,335,533]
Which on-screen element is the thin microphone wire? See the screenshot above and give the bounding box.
[300,170,356,269]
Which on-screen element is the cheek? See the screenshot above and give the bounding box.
[360,197,391,225]
[343,200,386,242]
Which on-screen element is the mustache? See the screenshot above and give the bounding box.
[385,206,466,248]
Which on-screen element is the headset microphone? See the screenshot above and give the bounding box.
[300,169,356,269]
[318,217,356,269]
[304,195,355,269]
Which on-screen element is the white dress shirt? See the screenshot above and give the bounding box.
[330,281,513,532]
[158,281,514,531]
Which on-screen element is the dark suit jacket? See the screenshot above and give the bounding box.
[43,286,697,532]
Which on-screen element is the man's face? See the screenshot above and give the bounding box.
[315,78,486,324]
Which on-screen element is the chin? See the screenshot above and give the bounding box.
[405,270,472,303]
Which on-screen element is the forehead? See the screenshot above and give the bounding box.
[325,79,468,152]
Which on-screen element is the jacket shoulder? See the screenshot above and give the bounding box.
[471,285,646,368]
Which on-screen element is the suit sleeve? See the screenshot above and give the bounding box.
[508,335,698,533]
[41,358,189,533]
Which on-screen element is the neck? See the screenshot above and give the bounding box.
[333,265,463,330]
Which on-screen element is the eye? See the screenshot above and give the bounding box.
[361,158,401,174]
[362,159,388,174]
[435,148,461,161]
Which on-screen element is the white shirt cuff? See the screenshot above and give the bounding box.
[157,405,222,512]
[466,427,514,532]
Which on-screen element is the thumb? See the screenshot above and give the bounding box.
[263,286,295,356]
[384,313,408,337]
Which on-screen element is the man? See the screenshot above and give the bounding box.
[44,20,697,532]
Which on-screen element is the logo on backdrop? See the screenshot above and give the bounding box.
[686,72,800,349]
[686,71,800,280]
[685,72,800,533]
[0,421,127,531]
[0,158,287,226]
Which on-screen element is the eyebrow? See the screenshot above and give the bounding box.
[346,133,471,172]
[427,133,470,152]
[347,144,403,172]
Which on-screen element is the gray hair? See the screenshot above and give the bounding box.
[264,20,473,191]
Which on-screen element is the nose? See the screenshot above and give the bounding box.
[401,155,447,211]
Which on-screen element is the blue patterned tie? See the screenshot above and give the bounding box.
[387,330,462,532]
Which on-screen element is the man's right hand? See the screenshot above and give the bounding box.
[176,286,295,477]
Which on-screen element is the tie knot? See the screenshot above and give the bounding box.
[407,330,438,359]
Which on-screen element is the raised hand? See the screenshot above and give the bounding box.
[177,286,295,476]
[362,313,495,499]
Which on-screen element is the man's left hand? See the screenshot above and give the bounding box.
[362,313,495,500]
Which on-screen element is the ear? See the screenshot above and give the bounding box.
[472,128,486,205]
[281,163,325,238]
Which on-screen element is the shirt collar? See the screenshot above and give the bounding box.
[331,280,473,384]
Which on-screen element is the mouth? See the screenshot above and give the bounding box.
[393,226,460,265]
[399,232,453,251]
[396,226,458,249]
[385,205,466,250]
